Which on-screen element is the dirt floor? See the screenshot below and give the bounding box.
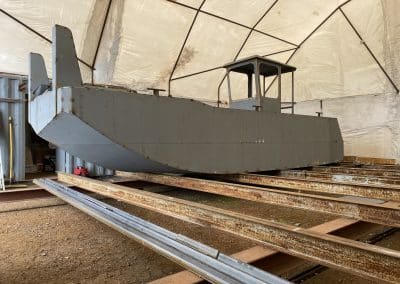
[0,186,398,283]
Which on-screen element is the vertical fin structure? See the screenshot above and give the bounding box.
[28,53,50,100]
[52,25,82,90]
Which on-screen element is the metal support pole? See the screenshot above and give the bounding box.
[254,63,261,111]
[226,72,232,105]
[247,73,252,98]
[277,66,282,101]
[291,72,294,114]
[263,75,266,96]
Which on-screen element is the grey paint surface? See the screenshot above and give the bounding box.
[28,25,343,173]
[30,85,343,173]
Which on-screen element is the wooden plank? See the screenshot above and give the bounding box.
[116,172,400,227]
[280,170,400,186]
[343,156,396,165]
[150,218,358,284]
[214,173,400,201]
[313,166,400,177]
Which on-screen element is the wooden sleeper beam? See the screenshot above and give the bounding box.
[212,173,400,201]
[280,170,400,186]
[150,218,360,284]
[313,166,400,177]
[116,172,400,228]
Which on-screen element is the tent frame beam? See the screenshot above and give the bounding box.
[216,0,279,106]
[91,0,113,83]
[265,0,399,96]
[168,0,206,96]
[339,8,399,94]
[166,0,298,48]
[0,8,93,70]
[170,47,297,82]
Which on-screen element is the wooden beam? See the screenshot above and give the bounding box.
[280,170,400,186]
[116,172,400,227]
[343,156,396,165]
[213,173,400,201]
[55,173,400,283]
[313,166,400,177]
[150,218,359,284]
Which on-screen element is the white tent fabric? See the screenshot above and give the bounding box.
[0,0,399,159]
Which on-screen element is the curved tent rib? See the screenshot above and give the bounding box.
[0,0,397,99]
[215,0,279,105]
[170,0,356,91]
[91,0,113,70]
[165,0,298,47]
[0,8,93,70]
[168,0,206,96]
[264,0,398,96]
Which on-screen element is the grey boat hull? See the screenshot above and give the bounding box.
[29,86,343,173]
[28,25,343,174]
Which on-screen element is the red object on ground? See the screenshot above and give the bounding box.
[73,166,89,177]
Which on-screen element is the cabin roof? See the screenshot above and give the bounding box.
[223,55,296,77]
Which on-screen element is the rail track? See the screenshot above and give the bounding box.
[1,161,399,283]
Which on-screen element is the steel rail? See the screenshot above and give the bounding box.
[152,219,395,284]
[54,173,400,283]
[116,172,400,227]
[280,170,400,186]
[210,173,400,202]
[289,227,399,283]
[36,178,286,284]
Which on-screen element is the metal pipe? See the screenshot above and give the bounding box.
[226,72,232,105]
[248,73,252,98]
[291,72,294,114]
[8,116,13,183]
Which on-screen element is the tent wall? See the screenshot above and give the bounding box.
[0,0,399,161]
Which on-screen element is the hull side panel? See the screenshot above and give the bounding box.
[67,87,342,173]
[38,113,176,172]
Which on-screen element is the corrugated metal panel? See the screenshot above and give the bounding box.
[0,76,25,182]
